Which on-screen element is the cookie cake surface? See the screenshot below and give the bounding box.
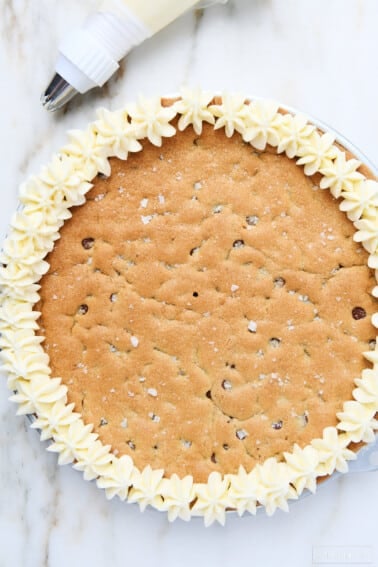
[1,90,378,526]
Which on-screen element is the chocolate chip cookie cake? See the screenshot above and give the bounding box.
[1,90,378,525]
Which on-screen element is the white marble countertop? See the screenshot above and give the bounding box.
[1,1,378,566]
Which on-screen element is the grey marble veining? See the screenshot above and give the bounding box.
[1,1,378,566]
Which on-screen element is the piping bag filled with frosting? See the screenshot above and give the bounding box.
[41,0,227,112]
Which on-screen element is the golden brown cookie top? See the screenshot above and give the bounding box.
[3,92,378,524]
[37,120,376,482]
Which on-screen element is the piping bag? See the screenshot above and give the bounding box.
[41,0,227,112]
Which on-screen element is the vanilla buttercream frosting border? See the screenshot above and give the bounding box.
[1,89,378,527]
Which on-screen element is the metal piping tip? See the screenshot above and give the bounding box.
[41,73,78,112]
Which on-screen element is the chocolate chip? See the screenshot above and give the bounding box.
[81,237,94,250]
[77,304,88,315]
[272,420,283,430]
[211,452,217,463]
[206,390,212,400]
[246,215,259,226]
[223,443,229,451]
[193,291,199,297]
[352,307,366,320]
[190,247,199,256]
[233,239,245,248]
